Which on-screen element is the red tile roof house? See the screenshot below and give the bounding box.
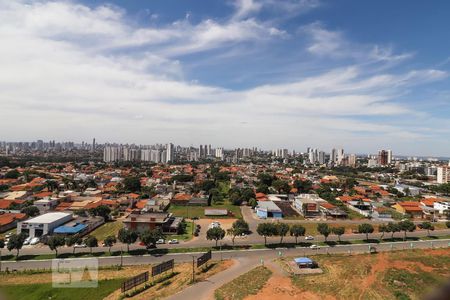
[0,213,27,233]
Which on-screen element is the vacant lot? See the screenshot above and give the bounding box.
[90,220,124,242]
[266,248,450,300]
[0,260,233,300]
[215,266,272,300]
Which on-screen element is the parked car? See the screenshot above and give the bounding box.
[23,237,32,245]
[305,235,314,240]
[5,233,12,238]
[156,239,165,244]
[209,221,221,229]
[309,244,320,249]
[168,239,179,244]
[74,243,87,248]
[30,237,40,245]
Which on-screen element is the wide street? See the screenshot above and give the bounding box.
[1,238,449,272]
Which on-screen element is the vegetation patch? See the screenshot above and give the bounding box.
[214,266,272,300]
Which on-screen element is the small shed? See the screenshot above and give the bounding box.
[294,257,317,268]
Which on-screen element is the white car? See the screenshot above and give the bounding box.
[23,237,32,245]
[30,237,40,245]
[209,222,221,229]
[74,243,87,248]
[309,244,320,249]
[156,239,165,244]
[305,235,314,240]
[168,239,179,244]
[5,233,12,238]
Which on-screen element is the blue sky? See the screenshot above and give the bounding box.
[1,0,450,156]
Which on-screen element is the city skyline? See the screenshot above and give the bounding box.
[1,1,450,155]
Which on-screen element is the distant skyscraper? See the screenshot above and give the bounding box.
[387,150,393,164]
[166,143,174,163]
[337,149,345,165]
[437,166,449,184]
[318,151,325,164]
[378,150,389,166]
[92,138,96,152]
[215,147,224,160]
[331,148,337,164]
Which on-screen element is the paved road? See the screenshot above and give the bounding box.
[167,256,262,300]
[1,239,449,272]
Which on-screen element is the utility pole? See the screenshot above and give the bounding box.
[192,256,195,283]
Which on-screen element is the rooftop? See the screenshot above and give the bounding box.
[23,212,72,224]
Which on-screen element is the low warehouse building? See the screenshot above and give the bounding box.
[17,212,72,238]
[255,200,283,219]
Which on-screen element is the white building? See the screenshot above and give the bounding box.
[387,150,393,164]
[215,148,224,160]
[433,200,450,215]
[437,166,449,184]
[103,146,123,162]
[17,212,72,238]
[166,143,174,163]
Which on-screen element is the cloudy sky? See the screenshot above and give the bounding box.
[1,0,450,156]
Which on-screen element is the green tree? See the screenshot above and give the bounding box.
[229,192,242,206]
[420,222,434,237]
[358,223,374,241]
[275,223,290,244]
[47,235,66,257]
[139,228,163,249]
[258,173,274,186]
[446,221,450,228]
[0,238,5,249]
[398,220,416,240]
[272,180,290,194]
[84,235,98,254]
[289,224,306,244]
[226,220,248,246]
[206,227,225,247]
[118,228,138,252]
[248,198,257,208]
[317,223,331,242]
[293,180,313,193]
[378,224,388,241]
[386,222,400,239]
[256,223,277,245]
[65,235,82,254]
[122,176,141,193]
[256,184,270,194]
[21,205,40,217]
[89,205,112,222]
[241,188,256,203]
[5,169,20,179]
[103,235,117,254]
[332,226,345,242]
[7,233,27,259]
[226,219,249,244]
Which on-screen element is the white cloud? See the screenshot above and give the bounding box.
[0,0,448,155]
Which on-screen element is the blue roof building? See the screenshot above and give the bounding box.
[54,223,86,235]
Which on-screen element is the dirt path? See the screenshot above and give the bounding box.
[245,260,333,300]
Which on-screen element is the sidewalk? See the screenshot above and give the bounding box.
[166,256,261,300]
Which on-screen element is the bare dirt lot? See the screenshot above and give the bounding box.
[246,249,450,300]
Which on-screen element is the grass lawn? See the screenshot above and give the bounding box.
[0,278,122,300]
[0,228,15,239]
[90,220,123,242]
[166,221,194,241]
[214,266,272,300]
[168,202,242,219]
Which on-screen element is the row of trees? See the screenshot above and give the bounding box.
[0,227,165,259]
[206,219,250,246]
